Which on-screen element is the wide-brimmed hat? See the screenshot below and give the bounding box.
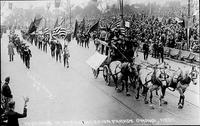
[5,76,10,82]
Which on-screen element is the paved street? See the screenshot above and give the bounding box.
[1,31,200,126]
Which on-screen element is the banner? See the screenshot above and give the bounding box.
[86,52,107,70]
[125,21,130,27]
[87,21,99,34]
[73,20,78,38]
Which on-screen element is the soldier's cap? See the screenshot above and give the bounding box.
[8,101,15,108]
[5,76,10,82]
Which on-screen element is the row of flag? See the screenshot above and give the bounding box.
[73,17,127,38]
[27,15,72,42]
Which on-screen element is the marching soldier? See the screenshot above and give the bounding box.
[55,42,62,62]
[24,46,32,69]
[8,41,15,62]
[50,40,56,58]
[63,44,70,68]
[84,33,90,48]
[38,35,43,50]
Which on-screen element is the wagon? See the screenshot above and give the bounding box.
[87,39,120,85]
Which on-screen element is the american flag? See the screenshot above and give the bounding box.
[43,28,50,35]
[110,20,126,35]
[51,26,71,38]
[110,20,121,30]
[119,27,126,35]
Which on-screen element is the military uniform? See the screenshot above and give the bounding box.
[24,47,32,69]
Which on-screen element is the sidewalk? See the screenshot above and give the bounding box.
[137,51,199,68]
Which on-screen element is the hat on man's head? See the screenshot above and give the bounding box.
[8,101,15,108]
[5,76,10,83]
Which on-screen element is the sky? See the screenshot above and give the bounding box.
[0,0,195,24]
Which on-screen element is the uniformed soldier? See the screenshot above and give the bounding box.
[84,33,90,48]
[55,42,62,62]
[50,40,56,58]
[63,44,70,68]
[24,46,32,69]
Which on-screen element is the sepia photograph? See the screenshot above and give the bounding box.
[1,0,200,125]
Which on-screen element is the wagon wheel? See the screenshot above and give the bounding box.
[92,68,99,79]
[103,65,111,85]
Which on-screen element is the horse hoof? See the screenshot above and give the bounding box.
[116,89,121,93]
[126,92,131,96]
[178,104,183,109]
[163,101,168,105]
[149,104,155,109]
[144,101,149,104]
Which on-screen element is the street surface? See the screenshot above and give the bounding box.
[1,30,200,126]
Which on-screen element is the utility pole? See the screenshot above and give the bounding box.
[187,0,190,50]
[119,0,124,27]
[67,0,72,29]
[149,0,151,16]
[199,0,200,43]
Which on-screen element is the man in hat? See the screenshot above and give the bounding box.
[2,77,13,110]
[143,40,149,61]
[50,40,56,58]
[55,42,62,63]
[63,44,70,68]
[2,77,13,99]
[6,97,29,126]
[8,41,15,62]
[24,46,32,69]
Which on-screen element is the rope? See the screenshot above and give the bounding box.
[111,43,130,62]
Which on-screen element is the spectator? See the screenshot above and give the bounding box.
[143,40,149,60]
[1,77,13,111]
[158,43,164,63]
[6,97,29,126]
[2,77,13,99]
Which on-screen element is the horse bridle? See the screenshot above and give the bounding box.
[189,68,199,82]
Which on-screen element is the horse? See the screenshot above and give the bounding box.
[136,62,170,107]
[165,66,199,109]
[109,60,139,96]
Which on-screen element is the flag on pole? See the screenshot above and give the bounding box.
[34,17,43,27]
[87,21,99,33]
[73,20,78,38]
[54,18,59,28]
[59,17,65,27]
[80,18,85,32]
[28,17,43,34]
